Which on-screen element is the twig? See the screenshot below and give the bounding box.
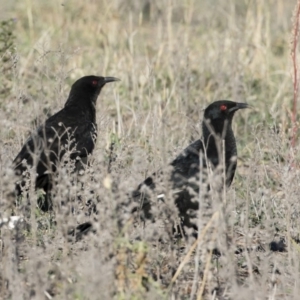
[170,211,219,285]
[291,0,300,149]
[107,141,115,174]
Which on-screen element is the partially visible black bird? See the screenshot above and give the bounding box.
[67,100,248,240]
[13,75,119,210]
[132,100,248,231]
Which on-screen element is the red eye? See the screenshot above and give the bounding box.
[92,80,98,86]
[220,105,227,111]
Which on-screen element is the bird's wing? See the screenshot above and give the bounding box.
[13,135,36,172]
[170,139,205,184]
[49,106,97,162]
[134,139,205,191]
[71,122,97,161]
[13,120,70,176]
[14,107,97,174]
[132,139,205,217]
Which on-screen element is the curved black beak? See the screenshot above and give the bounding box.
[229,102,249,113]
[104,77,120,83]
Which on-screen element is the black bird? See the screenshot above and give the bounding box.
[68,100,248,240]
[132,100,248,231]
[13,75,119,210]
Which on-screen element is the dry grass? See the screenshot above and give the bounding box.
[0,0,300,299]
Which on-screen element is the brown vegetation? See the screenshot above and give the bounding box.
[0,0,299,299]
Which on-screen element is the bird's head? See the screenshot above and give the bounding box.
[204,100,248,121]
[203,100,248,135]
[67,75,120,106]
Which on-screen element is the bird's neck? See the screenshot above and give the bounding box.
[202,119,237,167]
[64,101,96,124]
[65,94,97,122]
[84,102,96,122]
